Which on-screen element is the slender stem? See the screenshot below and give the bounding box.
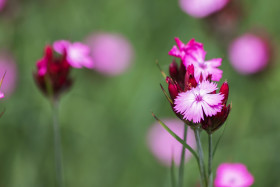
[52,100,64,187]
[194,127,207,187]
[178,124,188,187]
[208,133,213,187]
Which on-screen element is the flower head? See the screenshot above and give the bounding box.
[169,38,223,82]
[53,40,94,69]
[228,33,270,74]
[34,45,72,99]
[214,163,254,187]
[174,81,223,123]
[147,118,196,166]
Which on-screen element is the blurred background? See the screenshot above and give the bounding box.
[0,0,279,186]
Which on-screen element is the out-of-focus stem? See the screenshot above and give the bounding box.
[194,127,207,187]
[52,100,64,187]
[208,133,213,187]
[178,124,188,187]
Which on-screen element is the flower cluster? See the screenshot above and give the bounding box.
[165,38,231,133]
[34,41,94,99]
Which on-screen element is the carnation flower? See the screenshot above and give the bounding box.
[53,40,94,69]
[34,46,72,99]
[174,81,223,123]
[169,38,223,82]
[214,163,254,187]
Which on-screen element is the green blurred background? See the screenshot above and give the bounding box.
[0,0,280,186]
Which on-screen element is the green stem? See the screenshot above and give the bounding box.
[52,100,64,187]
[194,127,207,187]
[208,133,213,187]
[178,124,188,187]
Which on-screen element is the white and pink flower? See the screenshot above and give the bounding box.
[174,81,224,123]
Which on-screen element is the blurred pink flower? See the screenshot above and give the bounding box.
[0,53,17,97]
[0,0,6,11]
[228,33,270,74]
[174,81,224,123]
[53,40,94,69]
[214,163,254,187]
[179,0,229,18]
[85,33,134,76]
[147,118,196,166]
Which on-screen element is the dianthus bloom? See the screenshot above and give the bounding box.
[53,40,94,69]
[34,46,72,99]
[214,163,254,187]
[174,81,223,123]
[169,38,223,82]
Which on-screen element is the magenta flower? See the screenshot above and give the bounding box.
[34,46,72,99]
[53,40,94,69]
[228,33,270,74]
[169,38,223,82]
[147,118,196,166]
[214,163,254,187]
[174,81,223,123]
[179,0,229,18]
[85,33,134,76]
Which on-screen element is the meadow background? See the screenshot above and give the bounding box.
[0,0,280,186]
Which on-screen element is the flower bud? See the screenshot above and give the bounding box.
[219,81,229,104]
[169,60,179,81]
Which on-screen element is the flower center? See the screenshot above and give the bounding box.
[198,61,207,69]
[195,94,203,102]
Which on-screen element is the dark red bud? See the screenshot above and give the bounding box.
[166,77,179,100]
[169,60,179,80]
[44,45,53,61]
[219,81,229,104]
[178,61,186,81]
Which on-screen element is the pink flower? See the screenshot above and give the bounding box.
[169,38,223,82]
[184,45,223,82]
[85,33,134,76]
[179,0,229,18]
[147,118,196,166]
[214,163,254,187]
[0,53,18,97]
[174,81,223,123]
[53,40,94,69]
[228,33,270,74]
